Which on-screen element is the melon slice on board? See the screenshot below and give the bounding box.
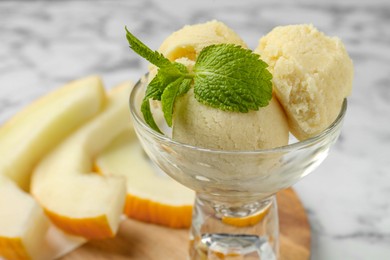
[31,82,134,240]
[0,175,85,260]
[0,76,106,191]
[0,76,106,259]
[0,175,49,260]
[95,129,195,228]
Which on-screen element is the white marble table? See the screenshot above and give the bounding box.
[1,0,389,259]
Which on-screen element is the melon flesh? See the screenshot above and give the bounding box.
[31,82,133,239]
[95,130,195,228]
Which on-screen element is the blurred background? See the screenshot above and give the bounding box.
[1,0,389,259]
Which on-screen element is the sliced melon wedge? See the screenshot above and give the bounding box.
[95,130,195,228]
[0,76,106,191]
[0,76,105,259]
[0,175,49,260]
[31,82,133,239]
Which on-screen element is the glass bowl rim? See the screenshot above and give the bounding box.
[129,75,347,155]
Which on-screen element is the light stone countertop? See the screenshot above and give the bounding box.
[1,0,389,259]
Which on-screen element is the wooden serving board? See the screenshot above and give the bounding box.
[60,188,310,260]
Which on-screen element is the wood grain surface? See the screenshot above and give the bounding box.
[61,188,310,260]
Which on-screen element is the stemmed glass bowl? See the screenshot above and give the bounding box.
[129,75,347,259]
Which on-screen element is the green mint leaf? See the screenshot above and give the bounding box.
[141,99,162,134]
[161,78,192,127]
[126,27,193,132]
[144,72,166,101]
[141,62,191,132]
[125,27,173,70]
[140,71,172,133]
[178,78,193,94]
[126,27,189,79]
[193,44,272,112]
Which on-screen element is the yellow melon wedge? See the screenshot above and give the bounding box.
[0,175,48,260]
[0,76,106,259]
[0,76,106,191]
[95,129,195,228]
[31,82,133,239]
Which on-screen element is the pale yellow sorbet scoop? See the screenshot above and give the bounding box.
[255,24,353,140]
[158,20,247,61]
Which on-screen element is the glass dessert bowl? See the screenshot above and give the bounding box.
[129,76,347,260]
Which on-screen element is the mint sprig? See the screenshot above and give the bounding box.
[125,27,273,133]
